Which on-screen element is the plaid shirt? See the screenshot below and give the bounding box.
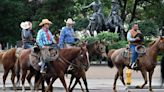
[36,28,55,48]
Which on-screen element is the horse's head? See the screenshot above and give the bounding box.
[93,41,107,59]
[148,36,164,51]
[157,36,164,51]
[77,44,90,70]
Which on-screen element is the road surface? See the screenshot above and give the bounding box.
[0,65,164,92]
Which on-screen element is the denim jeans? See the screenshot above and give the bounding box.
[130,44,138,63]
[23,43,33,49]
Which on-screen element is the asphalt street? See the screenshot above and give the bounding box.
[0,65,164,92]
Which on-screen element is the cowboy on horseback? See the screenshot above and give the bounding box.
[20,21,35,49]
[36,19,57,73]
[82,0,106,35]
[58,18,79,48]
[127,23,143,69]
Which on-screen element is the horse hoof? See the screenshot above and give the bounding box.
[113,89,117,92]
[149,89,154,92]
[135,85,141,88]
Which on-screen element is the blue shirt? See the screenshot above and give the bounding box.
[58,26,76,48]
[36,28,55,48]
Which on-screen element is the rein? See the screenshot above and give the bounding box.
[58,49,88,69]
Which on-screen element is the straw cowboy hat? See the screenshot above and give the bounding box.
[20,21,31,30]
[65,18,75,24]
[39,19,52,26]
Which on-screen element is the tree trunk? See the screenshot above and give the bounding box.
[121,0,127,22]
[130,0,139,23]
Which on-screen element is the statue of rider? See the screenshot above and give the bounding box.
[106,0,124,38]
[82,0,106,35]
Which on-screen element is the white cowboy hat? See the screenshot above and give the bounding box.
[20,21,30,30]
[39,19,52,26]
[65,18,75,24]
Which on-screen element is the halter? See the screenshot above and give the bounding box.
[95,44,106,55]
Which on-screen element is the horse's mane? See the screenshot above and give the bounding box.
[148,37,161,47]
[148,41,156,47]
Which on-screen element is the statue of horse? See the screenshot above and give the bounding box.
[87,13,106,36]
[68,41,107,92]
[107,37,164,92]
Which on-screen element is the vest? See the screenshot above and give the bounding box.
[129,29,143,45]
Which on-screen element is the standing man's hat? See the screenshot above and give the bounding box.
[39,19,52,26]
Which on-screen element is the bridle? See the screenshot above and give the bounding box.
[95,44,106,55]
[57,47,89,69]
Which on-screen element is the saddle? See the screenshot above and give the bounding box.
[122,45,146,58]
[30,46,59,71]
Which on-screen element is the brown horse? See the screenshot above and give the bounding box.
[68,41,107,92]
[107,37,164,92]
[0,48,18,91]
[16,46,53,92]
[35,46,89,92]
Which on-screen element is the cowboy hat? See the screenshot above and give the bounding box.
[39,19,52,26]
[20,21,31,30]
[64,18,75,24]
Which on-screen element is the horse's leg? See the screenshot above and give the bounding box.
[35,74,44,91]
[11,68,17,91]
[45,76,53,92]
[113,71,119,91]
[69,75,75,90]
[3,69,10,90]
[70,77,80,92]
[59,76,69,92]
[139,69,147,88]
[15,59,20,87]
[149,70,154,92]
[78,79,84,92]
[45,77,57,92]
[81,72,89,92]
[21,69,27,92]
[34,71,40,89]
[42,80,45,92]
[119,67,128,91]
[26,70,35,91]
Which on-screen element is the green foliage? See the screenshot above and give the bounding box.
[97,31,119,42]
[0,0,31,44]
[74,18,89,30]
[82,32,127,50]
[0,0,164,47]
[139,20,158,37]
[107,40,128,50]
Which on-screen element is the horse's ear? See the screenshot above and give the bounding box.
[33,46,40,53]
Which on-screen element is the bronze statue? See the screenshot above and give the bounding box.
[106,0,125,39]
[82,0,106,36]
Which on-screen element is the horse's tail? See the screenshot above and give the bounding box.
[15,57,20,85]
[161,54,164,85]
[107,49,115,68]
